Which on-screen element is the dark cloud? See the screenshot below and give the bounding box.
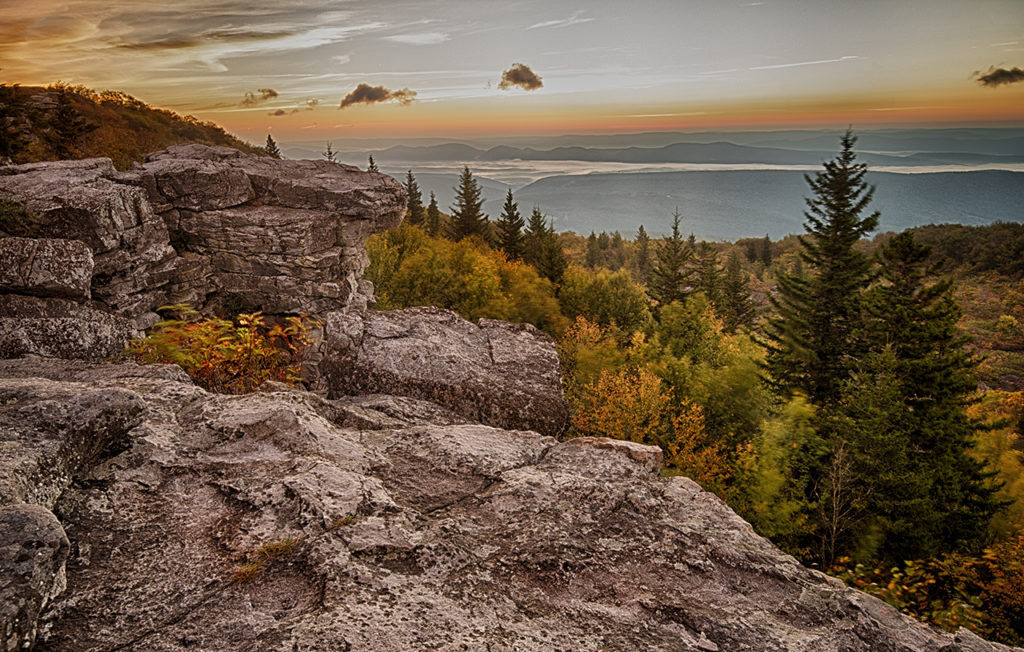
[268,108,300,116]
[306,98,320,110]
[241,88,278,106]
[498,63,543,91]
[115,36,201,51]
[973,66,1024,87]
[339,84,416,109]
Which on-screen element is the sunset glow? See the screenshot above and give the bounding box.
[2,0,1022,141]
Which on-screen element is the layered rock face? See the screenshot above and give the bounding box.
[0,146,405,345]
[0,358,1015,651]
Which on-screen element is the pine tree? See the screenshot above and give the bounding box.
[425,191,442,236]
[523,208,565,284]
[694,241,723,309]
[367,154,379,172]
[721,251,754,332]
[0,84,29,160]
[585,232,601,268]
[264,134,283,159]
[496,188,525,260]
[448,166,490,242]
[760,235,772,267]
[322,142,338,162]
[764,131,879,406]
[633,225,652,283]
[846,231,1002,559]
[648,211,693,307]
[404,170,426,225]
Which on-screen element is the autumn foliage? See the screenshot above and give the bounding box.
[128,306,316,394]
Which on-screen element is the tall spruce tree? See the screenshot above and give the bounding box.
[844,231,1001,559]
[585,232,601,268]
[633,225,652,283]
[264,134,283,159]
[764,131,879,406]
[425,191,442,236]
[523,207,565,284]
[404,170,426,225]
[648,211,693,307]
[694,241,723,309]
[367,154,379,172]
[448,166,490,242]
[496,188,525,260]
[721,251,754,332]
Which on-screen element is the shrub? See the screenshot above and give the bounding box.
[128,305,317,394]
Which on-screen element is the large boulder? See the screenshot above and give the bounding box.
[123,144,406,316]
[0,158,177,321]
[321,307,570,438]
[0,359,1012,651]
[0,147,406,322]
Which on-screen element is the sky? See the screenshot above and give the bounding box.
[2,0,1023,142]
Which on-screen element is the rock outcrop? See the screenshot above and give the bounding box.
[0,146,405,353]
[322,307,570,438]
[0,358,1017,652]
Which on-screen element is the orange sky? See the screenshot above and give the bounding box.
[2,1,1022,141]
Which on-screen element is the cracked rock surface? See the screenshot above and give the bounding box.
[0,358,1016,652]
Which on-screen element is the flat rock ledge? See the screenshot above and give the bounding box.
[321,306,570,438]
[0,357,1017,652]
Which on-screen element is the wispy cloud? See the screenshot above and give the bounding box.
[384,32,449,45]
[528,10,594,30]
[973,66,1024,87]
[339,83,417,109]
[498,63,543,91]
[750,55,858,70]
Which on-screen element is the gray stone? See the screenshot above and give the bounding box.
[0,504,69,652]
[322,307,570,438]
[0,295,138,360]
[0,237,93,300]
[0,366,1004,651]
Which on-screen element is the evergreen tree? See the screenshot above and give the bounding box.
[448,166,490,242]
[425,191,442,236]
[760,235,772,267]
[523,208,565,284]
[846,231,1002,559]
[264,134,283,159]
[610,232,627,270]
[633,225,652,283]
[367,154,379,172]
[585,232,601,268]
[648,211,693,307]
[322,142,338,162]
[496,188,525,260]
[403,170,426,225]
[694,241,723,309]
[764,131,879,406]
[721,251,754,332]
[51,91,95,159]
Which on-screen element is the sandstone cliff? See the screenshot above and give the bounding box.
[0,149,1017,651]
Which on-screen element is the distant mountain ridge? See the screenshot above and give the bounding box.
[369,141,1024,168]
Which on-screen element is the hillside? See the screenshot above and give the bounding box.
[0,84,263,169]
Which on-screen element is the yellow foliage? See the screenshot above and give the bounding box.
[570,367,731,492]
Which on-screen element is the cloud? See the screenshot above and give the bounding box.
[268,108,300,116]
[498,63,543,91]
[339,83,417,109]
[306,98,320,110]
[384,32,449,45]
[749,55,858,71]
[241,88,278,106]
[528,10,594,30]
[973,66,1024,87]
